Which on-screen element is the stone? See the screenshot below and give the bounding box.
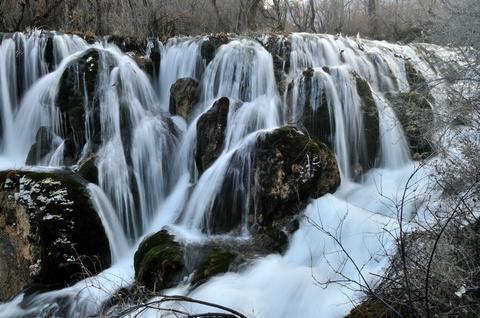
[134,229,185,292]
[0,170,110,301]
[169,78,200,119]
[195,97,230,173]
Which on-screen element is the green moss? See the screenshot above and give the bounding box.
[192,248,235,285]
[405,60,427,90]
[134,230,185,291]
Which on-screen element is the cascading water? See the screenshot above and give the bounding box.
[0,31,440,317]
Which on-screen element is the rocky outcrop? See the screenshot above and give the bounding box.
[0,170,110,301]
[169,78,200,119]
[191,247,236,286]
[208,126,341,234]
[195,97,230,173]
[134,229,185,292]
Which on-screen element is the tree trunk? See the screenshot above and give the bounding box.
[368,0,378,37]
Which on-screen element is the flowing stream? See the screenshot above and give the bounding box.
[0,31,438,317]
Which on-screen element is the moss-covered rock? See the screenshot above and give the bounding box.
[252,126,340,226]
[0,170,110,301]
[134,229,185,292]
[405,60,427,90]
[169,78,200,119]
[345,298,396,318]
[208,126,340,234]
[191,248,236,285]
[195,97,230,173]
[388,91,433,158]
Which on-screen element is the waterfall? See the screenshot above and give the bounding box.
[0,31,440,318]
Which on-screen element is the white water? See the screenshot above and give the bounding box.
[0,31,440,317]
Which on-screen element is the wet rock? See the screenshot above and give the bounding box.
[191,248,236,286]
[0,170,110,301]
[78,154,98,184]
[148,40,161,77]
[290,68,334,148]
[169,78,200,119]
[263,35,291,91]
[26,126,57,165]
[388,91,433,158]
[57,49,103,161]
[354,74,380,168]
[200,34,230,65]
[134,229,185,292]
[252,126,340,226]
[195,97,230,173]
[208,126,340,234]
[44,36,55,72]
[132,55,154,79]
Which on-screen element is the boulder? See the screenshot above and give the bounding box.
[134,229,185,292]
[252,126,340,226]
[0,170,110,301]
[57,49,103,162]
[388,91,433,158]
[195,97,230,173]
[291,68,334,148]
[169,78,200,119]
[208,126,341,233]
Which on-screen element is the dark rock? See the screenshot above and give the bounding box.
[78,154,98,184]
[208,126,340,234]
[0,170,111,301]
[134,229,185,292]
[354,74,380,168]
[169,78,200,119]
[57,49,103,162]
[26,127,57,165]
[200,34,230,65]
[149,40,161,77]
[388,91,433,158]
[263,35,291,91]
[191,248,236,285]
[252,126,340,226]
[294,68,335,148]
[44,36,55,72]
[132,55,154,79]
[195,97,230,173]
